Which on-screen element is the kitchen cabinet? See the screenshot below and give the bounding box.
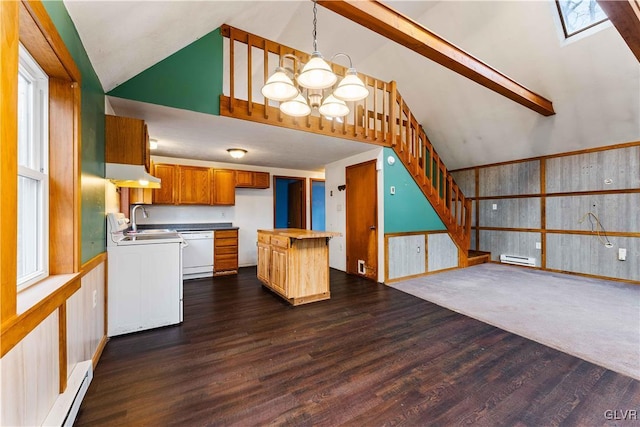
[212,169,236,205]
[178,165,211,204]
[214,229,238,276]
[257,229,340,306]
[153,163,178,204]
[235,171,270,189]
[105,115,150,171]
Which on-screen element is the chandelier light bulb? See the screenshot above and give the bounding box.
[280,93,312,117]
[333,68,369,102]
[261,68,299,101]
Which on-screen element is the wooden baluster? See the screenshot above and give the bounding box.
[389,81,397,146]
[247,35,253,116]
[382,82,388,142]
[263,40,269,119]
[229,30,235,113]
[373,79,378,142]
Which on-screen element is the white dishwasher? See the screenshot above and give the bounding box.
[181,231,214,279]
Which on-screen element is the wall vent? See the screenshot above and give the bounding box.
[43,360,93,426]
[500,254,536,267]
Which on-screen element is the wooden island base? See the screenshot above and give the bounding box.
[257,229,340,306]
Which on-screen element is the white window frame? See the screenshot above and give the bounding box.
[17,44,49,291]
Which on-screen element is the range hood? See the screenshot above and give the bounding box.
[105,163,161,189]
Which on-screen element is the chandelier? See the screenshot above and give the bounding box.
[260,0,369,118]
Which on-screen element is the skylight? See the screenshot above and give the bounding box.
[556,0,608,38]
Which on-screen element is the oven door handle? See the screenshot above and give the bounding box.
[181,240,189,248]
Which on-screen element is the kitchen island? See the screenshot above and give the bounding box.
[257,229,340,306]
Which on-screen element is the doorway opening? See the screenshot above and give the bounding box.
[273,176,306,229]
[310,179,326,231]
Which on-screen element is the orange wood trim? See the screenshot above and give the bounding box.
[383,234,389,283]
[1,0,19,324]
[0,274,80,358]
[597,0,640,62]
[468,188,640,201]
[474,167,480,250]
[477,226,640,238]
[544,268,640,285]
[384,230,448,237]
[21,1,81,82]
[80,252,107,278]
[92,335,108,369]
[58,303,67,393]
[318,0,554,116]
[451,141,640,173]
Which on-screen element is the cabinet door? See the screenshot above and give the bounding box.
[178,166,211,204]
[212,169,236,205]
[253,172,270,189]
[270,248,288,295]
[257,243,271,283]
[235,170,254,187]
[105,115,148,167]
[153,164,177,204]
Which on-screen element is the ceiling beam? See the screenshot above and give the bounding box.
[597,0,640,62]
[317,0,555,116]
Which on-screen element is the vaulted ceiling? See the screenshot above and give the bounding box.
[64,1,639,170]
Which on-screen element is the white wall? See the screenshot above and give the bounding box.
[325,148,385,282]
[136,156,324,267]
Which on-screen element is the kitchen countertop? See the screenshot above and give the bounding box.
[137,223,238,232]
[258,229,341,239]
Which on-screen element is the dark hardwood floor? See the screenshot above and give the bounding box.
[75,268,639,426]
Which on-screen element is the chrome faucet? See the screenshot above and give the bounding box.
[131,205,148,232]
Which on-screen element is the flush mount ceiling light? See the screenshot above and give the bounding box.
[149,139,159,150]
[227,148,247,159]
[261,0,369,119]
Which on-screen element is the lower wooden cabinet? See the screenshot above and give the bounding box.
[214,229,238,276]
[257,229,338,305]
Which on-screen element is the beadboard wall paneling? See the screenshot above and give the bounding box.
[545,146,640,193]
[546,193,640,232]
[0,312,59,426]
[479,198,541,229]
[479,230,542,267]
[546,234,640,281]
[66,261,106,375]
[427,233,459,272]
[478,161,540,197]
[470,228,478,250]
[452,169,475,197]
[387,235,426,280]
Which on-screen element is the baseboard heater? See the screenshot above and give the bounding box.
[500,254,536,267]
[43,360,93,426]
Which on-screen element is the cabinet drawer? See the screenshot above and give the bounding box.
[215,230,237,239]
[215,246,237,255]
[215,256,238,270]
[215,237,237,247]
[271,235,289,249]
[257,233,271,244]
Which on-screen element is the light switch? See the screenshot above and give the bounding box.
[619,248,627,261]
[390,186,396,195]
[535,242,541,250]
[492,203,498,210]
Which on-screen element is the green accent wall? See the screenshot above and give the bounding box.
[107,29,224,115]
[43,0,106,263]
[384,148,446,233]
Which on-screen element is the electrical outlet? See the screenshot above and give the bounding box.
[535,242,541,250]
[92,290,97,308]
[618,248,627,261]
[492,203,497,210]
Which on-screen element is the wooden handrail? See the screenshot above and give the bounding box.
[219,24,472,255]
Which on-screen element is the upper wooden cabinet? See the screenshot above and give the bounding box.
[152,164,178,204]
[105,115,150,171]
[178,166,211,205]
[235,170,270,189]
[212,169,236,205]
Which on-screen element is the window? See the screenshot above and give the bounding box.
[556,0,608,38]
[17,44,49,290]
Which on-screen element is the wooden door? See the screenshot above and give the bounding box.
[346,160,378,280]
[288,180,304,228]
[152,164,177,204]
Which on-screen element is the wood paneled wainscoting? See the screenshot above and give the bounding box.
[451,141,640,284]
[384,230,460,283]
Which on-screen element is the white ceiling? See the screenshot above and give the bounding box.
[64,0,640,170]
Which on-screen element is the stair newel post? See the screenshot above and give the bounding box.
[389,81,398,147]
[446,174,452,215]
[229,27,235,113]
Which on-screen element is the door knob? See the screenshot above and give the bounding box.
[370,226,376,230]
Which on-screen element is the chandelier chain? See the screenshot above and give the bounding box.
[312,0,318,52]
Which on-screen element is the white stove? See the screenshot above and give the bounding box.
[106,212,184,336]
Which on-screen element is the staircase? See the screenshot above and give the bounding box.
[219,24,475,264]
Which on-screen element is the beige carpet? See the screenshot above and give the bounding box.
[389,263,640,380]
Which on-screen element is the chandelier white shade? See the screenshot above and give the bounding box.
[261,68,298,101]
[318,94,349,118]
[280,93,312,117]
[333,68,369,102]
[296,52,337,90]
